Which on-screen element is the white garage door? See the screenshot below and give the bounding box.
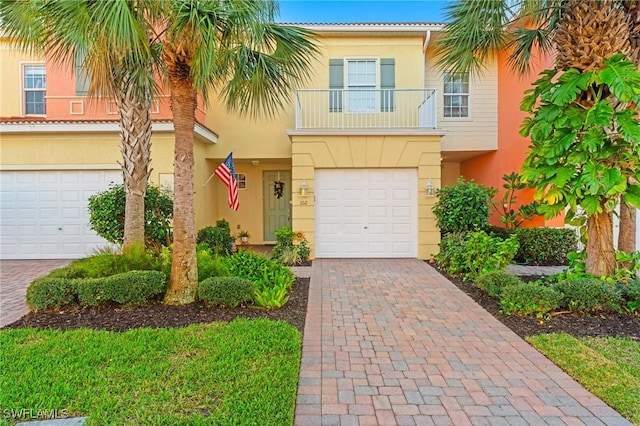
[315,169,417,258]
[1,170,122,259]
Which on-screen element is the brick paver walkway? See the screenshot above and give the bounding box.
[295,259,630,426]
[0,259,70,327]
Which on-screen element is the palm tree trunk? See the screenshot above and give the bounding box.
[164,75,198,305]
[585,211,616,276]
[117,82,152,249]
[618,201,637,256]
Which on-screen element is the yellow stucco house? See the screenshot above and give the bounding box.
[1,23,506,260]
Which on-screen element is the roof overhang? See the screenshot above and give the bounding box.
[293,22,444,37]
[0,120,218,144]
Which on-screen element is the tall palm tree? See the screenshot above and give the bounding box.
[0,0,158,249]
[153,0,317,304]
[436,0,639,275]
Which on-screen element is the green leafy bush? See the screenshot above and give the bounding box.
[500,283,562,316]
[432,177,496,235]
[197,277,254,308]
[513,227,577,265]
[26,278,77,312]
[197,222,234,256]
[475,271,524,298]
[197,249,230,282]
[436,231,519,280]
[554,278,622,313]
[617,279,640,312]
[272,226,310,265]
[87,184,173,246]
[28,271,166,311]
[45,246,163,279]
[75,271,166,307]
[223,250,294,308]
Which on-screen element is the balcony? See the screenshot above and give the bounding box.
[294,88,437,130]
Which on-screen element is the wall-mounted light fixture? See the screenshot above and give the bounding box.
[300,179,308,197]
[425,179,436,197]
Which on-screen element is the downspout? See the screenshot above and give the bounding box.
[422,30,431,88]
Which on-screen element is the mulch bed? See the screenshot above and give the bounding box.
[5,268,640,342]
[444,271,640,341]
[4,278,310,334]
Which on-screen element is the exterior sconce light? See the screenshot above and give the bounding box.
[300,180,308,197]
[425,179,436,197]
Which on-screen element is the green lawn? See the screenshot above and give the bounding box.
[0,319,301,426]
[527,333,640,425]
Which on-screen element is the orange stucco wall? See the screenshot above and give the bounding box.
[460,50,563,227]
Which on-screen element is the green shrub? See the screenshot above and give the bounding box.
[223,250,295,308]
[197,224,234,256]
[26,278,77,312]
[224,250,293,286]
[197,277,254,308]
[75,271,167,307]
[197,249,231,282]
[436,231,519,280]
[554,278,623,313]
[475,271,524,298]
[87,184,173,246]
[617,279,640,312]
[432,177,496,235]
[272,226,310,265]
[27,270,166,310]
[513,227,577,265]
[500,283,562,316]
[45,247,162,279]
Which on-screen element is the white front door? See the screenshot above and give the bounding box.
[0,169,121,259]
[315,169,417,258]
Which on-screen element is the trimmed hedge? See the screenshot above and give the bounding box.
[26,278,77,312]
[27,271,167,311]
[554,278,622,313]
[475,271,524,298]
[500,283,562,316]
[198,277,254,308]
[513,227,577,265]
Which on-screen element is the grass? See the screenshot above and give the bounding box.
[0,319,301,426]
[527,333,640,425]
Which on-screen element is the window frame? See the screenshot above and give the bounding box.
[236,172,247,190]
[442,71,470,120]
[344,58,380,113]
[22,63,46,116]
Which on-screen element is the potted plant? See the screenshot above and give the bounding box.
[237,230,250,244]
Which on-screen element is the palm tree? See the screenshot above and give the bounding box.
[153,0,317,304]
[0,0,158,250]
[436,0,639,275]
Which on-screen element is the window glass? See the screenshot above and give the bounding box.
[24,65,46,115]
[346,60,377,112]
[443,72,469,118]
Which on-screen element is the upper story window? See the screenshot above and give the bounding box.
[443,72,469,118]
[23,64,46,115]
[346,60,377,112]
[329,58,395,113]
[75,50,90,96]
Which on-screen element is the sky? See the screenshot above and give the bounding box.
[276,0,451,24]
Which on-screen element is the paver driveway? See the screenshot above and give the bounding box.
[295,259,630,426]
[0,259,70,327]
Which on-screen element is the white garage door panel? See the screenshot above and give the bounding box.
[315,169,417,258]
[1,170,121,259]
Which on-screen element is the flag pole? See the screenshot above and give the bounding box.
[202,151,235,187]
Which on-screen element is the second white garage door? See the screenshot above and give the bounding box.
[315,169,417,258]
[1,169,122,259]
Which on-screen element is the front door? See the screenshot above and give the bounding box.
[263,170,291,241]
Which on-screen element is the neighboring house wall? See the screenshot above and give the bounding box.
[460,49,563,227]
[0,40,45,117]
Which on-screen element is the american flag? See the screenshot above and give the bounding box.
[214,153,239,211]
